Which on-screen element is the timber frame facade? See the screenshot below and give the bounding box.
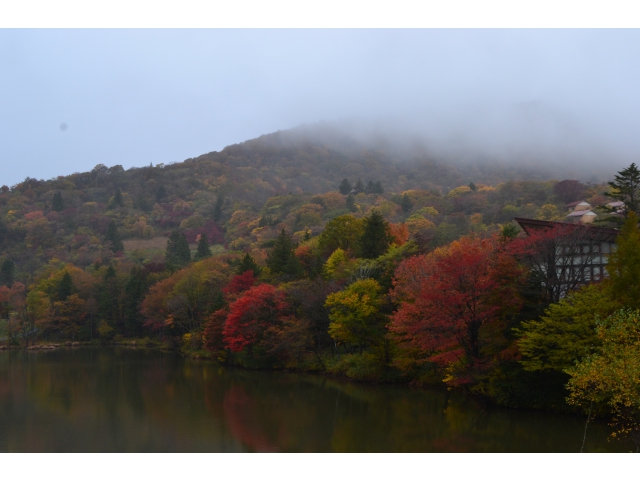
[514,217,619,301]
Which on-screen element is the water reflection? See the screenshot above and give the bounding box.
[0,348,629,452]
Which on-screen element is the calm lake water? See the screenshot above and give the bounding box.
[0,347,629,452]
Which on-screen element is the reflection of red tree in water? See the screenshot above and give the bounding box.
[431,435,474,453]
[223,385,278,452]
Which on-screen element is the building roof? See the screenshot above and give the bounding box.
[514,217,619,241]
[565,200,588,208]
[566,209,597,217]
[607,201,625,208]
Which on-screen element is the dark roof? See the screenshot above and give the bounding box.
[514,217,619,241]
[565,200,587,207]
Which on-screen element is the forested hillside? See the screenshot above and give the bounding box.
[0,124,610,283]
[3,125,640,446]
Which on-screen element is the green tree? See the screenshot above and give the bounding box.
[354,178,364,193]
[237,253,262,277]
[57,271,74,302]
[318,215,365,256]
[339,178,352,195]
[501,223,520,239]
[123,266,147,336]
[266,229,300,276]
[108,188,124,209]
[400,193,413,213]
[565,309,640,450]
[113,188,123,207]
[52,191,65,212]
[359,210,392,259]
[517,284,621,373]
[98,265,120,333]
[213,194,224,223]
[165,231,191,271]
[194,233,212,261]
[607,211,640,309]
[105,221,124,253]
[156,185,166,202]
[607,162,640,216]
[0,259,15,287]
[325,278,386,351]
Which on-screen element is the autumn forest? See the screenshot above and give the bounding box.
[1,125,640,448]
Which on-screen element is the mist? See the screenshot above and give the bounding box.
[1,29,639,186]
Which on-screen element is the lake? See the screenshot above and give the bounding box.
[0,347,629,452]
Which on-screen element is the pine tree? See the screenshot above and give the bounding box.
[282,251,304,277]
[468,182,477,192]
[105,221,124,253]
[113,188,123,207]
[165,231,191,270]
[359,210,392,259]
[52,192,65,212]
[194,233,212,261]
[346,194,357,212]
[339,178,352,195]
[98,265,120,332]
[607,162,640,215]
[354,178,365,193]
[156,185,166,202]
[123,266,147,336]
[213,194,224,223]
[266,229,298,275]
[373,181,384,194]
[365,180,375,194]
[400,193,413,213]
[0,259,15,287]
[57,271,74,301]
[237,253,262,277]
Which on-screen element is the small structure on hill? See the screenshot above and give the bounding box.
[564,201,597,224]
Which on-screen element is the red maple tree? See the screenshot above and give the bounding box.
[390,235,524,381]
[222,284,289,353]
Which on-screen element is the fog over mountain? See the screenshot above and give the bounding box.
[1,29,639,186]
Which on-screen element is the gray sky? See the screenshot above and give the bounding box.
[1,29,639,186]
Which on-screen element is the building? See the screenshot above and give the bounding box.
[514,217,619,298]
[564,201,597,224]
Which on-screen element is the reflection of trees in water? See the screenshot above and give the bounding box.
[0,349,629,452]
[223,386,279,452]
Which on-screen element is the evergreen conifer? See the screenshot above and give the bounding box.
[237,253,262,277]
[339,178,352,195]
[123,266,147,336]
[156,185,166,202]
[57,271,74,301]
[354,178,365,193]
[52,192,65,212]
[400,193,413,213]
[0,259,15,287]
[608,163,640,215]
[165,231,191,270]
[213,194,224,223]
[365,180,375,194]
[194,233,212,261]
[359,210,392,259]
[105,221,124,252]
[266,229,300,275]
[113,188,123,207]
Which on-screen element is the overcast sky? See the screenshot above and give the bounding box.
[1,29,639,186]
